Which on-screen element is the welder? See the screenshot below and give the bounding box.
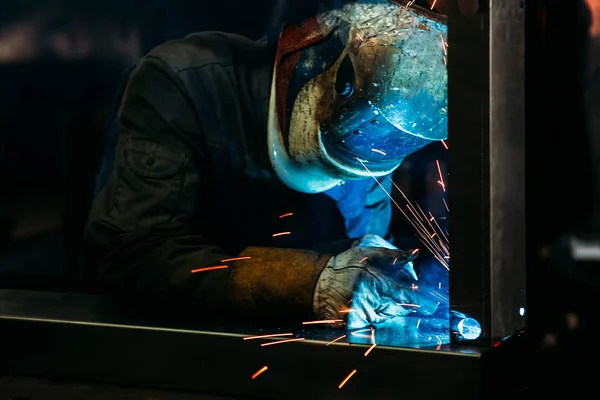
[85,0,451,328]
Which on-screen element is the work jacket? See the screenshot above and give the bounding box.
[86,32,392,320]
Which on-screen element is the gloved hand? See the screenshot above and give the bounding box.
[353,233,399,250]
[313,235,438,329]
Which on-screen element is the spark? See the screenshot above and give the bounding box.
[408,204,447,265]
[357,158,449,269]
[302,319,344,325]
[251,366,268,379]
[436,160,446,192]
[411,248,419,255]
[443,198,449,212]
[339,309,358,313]
[364,343,376,356]
[371,327,376,344]
[441,140,448,149]
[431,0,438,10]
[380,175,451,268]
[221,256,251,262]
[406,0,416,8]
[391,184,450,268]
[443,56,447,65]
[399,303,421,308]
[436,335,443,344]
[416,319,421,329]
[243,333,293,340]
[440,34,447,55]
[326,335,347,346]
[438,282,442,289]
[359,256,368,263]
[338,370,357,389]
[436,343,442,351]
[350,327,372,339]
[393,257,398,265]
[371,148,386,156]
[428,290,449,303]
[272,231,291,237]
[260,338,305,347]
[411,283,419,290]
[191,265,228,273]
[279,212,293,218]
[429,212,449,244]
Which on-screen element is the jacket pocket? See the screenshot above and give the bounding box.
[124,139,183,179]
[108,138,186,230]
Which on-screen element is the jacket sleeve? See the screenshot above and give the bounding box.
[364,174,394,242]
[87,57,329,318]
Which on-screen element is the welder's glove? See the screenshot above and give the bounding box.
[353,234,400,250]
[313,235,438,329]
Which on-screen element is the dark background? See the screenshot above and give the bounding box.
[527,0,600,397]
[0,0,292,291]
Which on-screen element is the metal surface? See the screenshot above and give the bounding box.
[0,289,491,400]
[488,0,526,340]
[448,0,526,345]
[0,376,246,400]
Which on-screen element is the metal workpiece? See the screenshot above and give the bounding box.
[447,0,526,345]
[0,290,525,400]
[488,0,526,341]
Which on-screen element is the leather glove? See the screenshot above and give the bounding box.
[313,235,438,328]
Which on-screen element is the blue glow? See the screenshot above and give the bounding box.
[450,310,482,341]
[347,316,451,347]
[457,318,482,340]
[344,252,452,347]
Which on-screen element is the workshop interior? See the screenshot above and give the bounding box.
[0,0,596,399]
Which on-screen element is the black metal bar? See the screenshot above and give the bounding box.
[0,290,487,399]
[447,0,492,345]
[448,0,527,345]
[488,0,527,339]
[0,376,244,400]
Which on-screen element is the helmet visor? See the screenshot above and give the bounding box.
[319,1,447,169]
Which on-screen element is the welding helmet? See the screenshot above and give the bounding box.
[268,0,448,193]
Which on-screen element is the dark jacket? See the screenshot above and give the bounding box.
[86,32,392,318]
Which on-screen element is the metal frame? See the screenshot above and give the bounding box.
[448,0,526,345]
[0,290,524,399]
